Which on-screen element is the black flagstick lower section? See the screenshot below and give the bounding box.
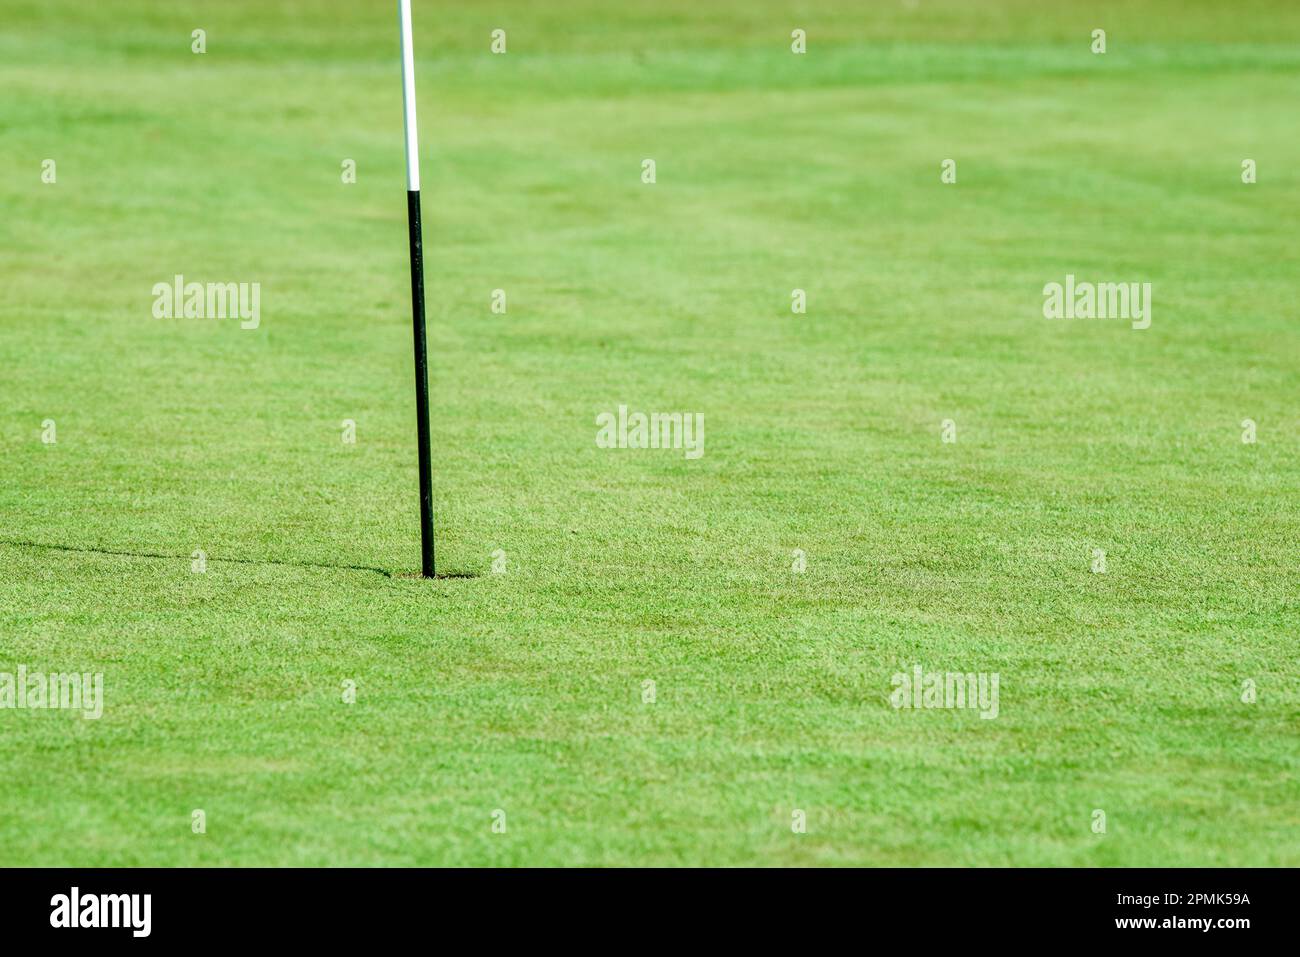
[406,189,435,578]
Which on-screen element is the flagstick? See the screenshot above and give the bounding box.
[398,0,435,578]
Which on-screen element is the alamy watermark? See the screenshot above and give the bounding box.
[890,664,999,719]
[596,405,704,459]
[1043,274,1151,330]
[0,665,103,719]
[50,887,150,937]
[152,274,260,329]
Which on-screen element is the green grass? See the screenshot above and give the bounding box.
[0,0,1296,866]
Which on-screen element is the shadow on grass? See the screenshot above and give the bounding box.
[395,570,479,581]
[0,538,408,579]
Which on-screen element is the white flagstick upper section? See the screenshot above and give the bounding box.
[398,0,420,191]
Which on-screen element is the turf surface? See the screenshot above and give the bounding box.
[1,0,1296,865]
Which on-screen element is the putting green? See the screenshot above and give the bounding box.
[0,0,1296,865]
